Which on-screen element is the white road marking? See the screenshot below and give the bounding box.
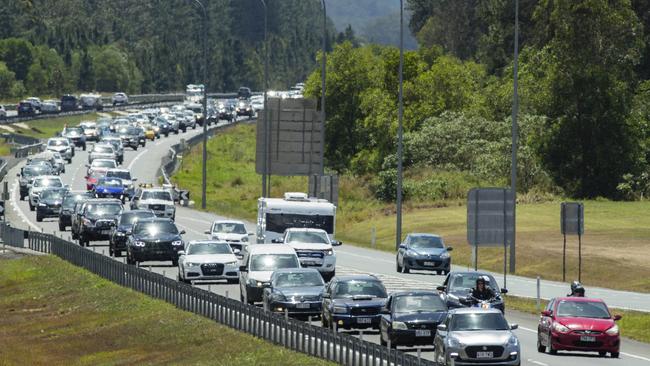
[621,352,650,362]
[527,360,548,366]
[334,248,394,264]
[10,181,40,231]
[127,148,149,170]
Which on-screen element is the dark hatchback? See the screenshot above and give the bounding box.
[126,218,185,266]
[109,210,156,257]
[437,271,508,313]
[379,291,448,347]
[263,268,325,317]
[321,275,388,330]
[396,233,452,275]
[60,95,78,111]
[18,164,53,200]
[117,126,140,150]
[77,199,123,246]
[58,191,94,231]
[36,188,69,222]
[17,101,36,116]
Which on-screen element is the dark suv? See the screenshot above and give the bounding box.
[116,126,140,150]
[60,95,78,111]
[126,218,185,266]
[59,191,94,231]
[109,210,156,257]
[77,199,123,246]
[35,187,69,222]
[237,87,252,99]
[17,164,53,200]
[17,101,36,116]
[61,127,87,151]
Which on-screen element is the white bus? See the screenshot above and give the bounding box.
[185,84,204,103]
[256,192,336,244]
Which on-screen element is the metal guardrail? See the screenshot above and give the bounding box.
[13,142,45,158]
[0,222,434,366]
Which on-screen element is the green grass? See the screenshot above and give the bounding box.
[8,113,102,139]
[0,255,333,366]
[504,295,650,344]
[173,124,650,293]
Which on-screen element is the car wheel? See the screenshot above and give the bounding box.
[114,249,122,258]
[72,231,78,240]
[396,258,402,272]
[29,202,35,211]
[20,194,25,201]
[599,351,607,357]
[547,332,557,355]
[321,313,329,328]
[109,246,114,257]
[402,263,410,274]
[36,214,42,222]
[59,222,66,231]
[133,146,138,151]
[67,158,72,164]
[165,133,169,137]
[537,337,546,353]
[611,352,619,358]
[82,145,86,151]
[436,270,442,275]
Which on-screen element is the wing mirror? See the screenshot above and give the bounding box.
[398,244,407,249]
[510,323,519,330]
[177,250,185,256]
[248,232,255,236]
[446,246,453,251]
[239,265,248,272]
[332,240,343,246]
[541,310,552,317]
[613,314,622,321]
[233,248,241,255]
[436,285,446,292]
[180,230,186,235]
[271,238,283,244]
[437,324,447,332]
[500,288,508,294]
[204,230,211,235]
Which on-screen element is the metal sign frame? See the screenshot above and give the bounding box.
[560,202,584,282]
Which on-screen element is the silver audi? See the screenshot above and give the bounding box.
[434,308,521,366]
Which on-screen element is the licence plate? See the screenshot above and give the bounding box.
[302,260,322,266]
[580,336,596,342]
[101,230,111,235]
[296,303,310,309]
[424,261,436,266]
[357,318,372,324]
[476,351,493,359]
[415,329,431,337]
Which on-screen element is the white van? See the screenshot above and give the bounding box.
[239,244,300,305]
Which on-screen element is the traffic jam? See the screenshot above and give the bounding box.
[15,92,624,366]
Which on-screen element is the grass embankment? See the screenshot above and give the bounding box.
[173,123,650,294]
[0,255,333,365]
[504,295,650,344]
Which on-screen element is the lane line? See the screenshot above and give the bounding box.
[127,148,149,170]
[527,360,548,366]
[10,181,40,231]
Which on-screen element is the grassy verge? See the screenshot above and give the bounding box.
[8,113,103,139]
[0,255,333,365]
[172,123,650,294]
[504,295,650,344]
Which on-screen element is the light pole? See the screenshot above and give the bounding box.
[319,0,327,176]
[395,0,404,250]
[260,0,269,198]
[510,0,520,273]
[190,0,208,210]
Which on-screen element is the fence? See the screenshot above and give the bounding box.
[0,222,434,366]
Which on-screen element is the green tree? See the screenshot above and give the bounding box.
[0,38,33,81]
[533,0,644,198]
[0,61,16,98]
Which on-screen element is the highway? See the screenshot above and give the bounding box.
[3,119,650,366]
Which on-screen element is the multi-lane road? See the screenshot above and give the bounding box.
[3,120,650,366]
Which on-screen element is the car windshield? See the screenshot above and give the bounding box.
[86,203,122,216]
[64,128,83,136]
[187,243,232,255]
[33,178,62,188]
[448,273,500,293]
[23,166,48,177]
[333,280,387,299]
[119,211,155,225]
[250,254,300,272]
[48,140,68,147]
[273,272,324,287]
[556,301,611,319]
[40,190,65,200]
[92,160,116,168]
[94,146,113,154]
[213,223,247,234]
[450,313,510,331]
[394,294,447,313]
[410,235,444,249]
[107,171,131,180]
[98,178,123,187]
[141,191,172,201]
[63,194,91,209]
[285,231,330,244]
[133,221,179,236]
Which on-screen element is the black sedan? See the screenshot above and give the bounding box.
[36,188,69,222]
[126,218,185,266]
[263,268,325,317]
[379,291,448,348]
[321,275,388,330]
[109,209,156,257]
[396,233,452,275]
[436,271,508,313]
[58,191,94,231]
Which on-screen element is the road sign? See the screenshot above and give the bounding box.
[255,97,323,176]
[561,202,584,235]
[467,188,514,247]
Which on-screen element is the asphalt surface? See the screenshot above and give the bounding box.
[3,119,650,366]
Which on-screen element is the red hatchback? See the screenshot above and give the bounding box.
[537,297,621,358]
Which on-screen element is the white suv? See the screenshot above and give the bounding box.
[131,188,176,220]
[239,244,301,305]
[28,175,65,211]
[273,228,341,281]
[112,92,129,105]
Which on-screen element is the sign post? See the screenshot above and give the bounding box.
[561,202,584,282]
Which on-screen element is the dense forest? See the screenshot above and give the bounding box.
[0,0,334,97]
[305,0,650,200]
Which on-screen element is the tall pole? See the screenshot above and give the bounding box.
[192,0,208,210]
[395,0,404,250]
[509,0,519,273]
[260,0,269,198]
[319,0,327,176]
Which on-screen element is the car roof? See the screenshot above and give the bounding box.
[212,220,246,225]
[106,168,130,173]
[333,274,381,282]
[272,268,321,275]
[285,228,327,233]
[390,290,441,297]
[187,240,231,246]
[449,307,503,315]
[33,175,61,180]
[408,233,441,238]
[449,271,494,277]
[553,297,606,304]
[87,198,122,204]
[247,244,298,255]
[134,217,174,224]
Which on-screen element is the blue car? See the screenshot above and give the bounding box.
[94,177,127,201]
[396,233,453,275]
[321,275,388,330]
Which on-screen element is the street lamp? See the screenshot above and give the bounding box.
[395,0,404,250]
[259,0,270,198]
[190,0,209,210]
[319,0,327,176]
[510,0,520,273]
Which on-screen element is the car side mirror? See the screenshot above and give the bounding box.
[233,248,241,255]
[180,230,186,235]
[248,232,255,236]
[500,288,508,294]
[84,176,89,179]
[332,240,343,246]
[132,178,138,181]
[271,238,282,243]
[239,265,248,272]
[204,230,211,235]
[380,307,390,315]
[437,324,447,332]
[398,244,407,249]
[541,310,552,317]
[321,292,330,299]
[85,164,89,168]
[446,246,453,251]
[436,285,446,292]
[16,173,20,177]
[613,314,622,321]
[177,251,185,256]
[510,323,518,330]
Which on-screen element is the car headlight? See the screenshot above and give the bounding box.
[406,249,418,257]
[508,335,519,346]
[82,218,95,226]
[325,249,334,256]
[552,322,570,334]
[185,262,200,267]
[224,261,237,266]
[440,252,450,259]
[38,203,46,207]
[605,324,619,336]
[134,241,146,247]
[272,292,286,301]
[166,206,174,211]
[392,321,408,330]
[172,240,183,246]
[116,232,125,236]
[447,337,464,348]
[247,279,265,287]
[241,236,248,242]
[333,306,348,314]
